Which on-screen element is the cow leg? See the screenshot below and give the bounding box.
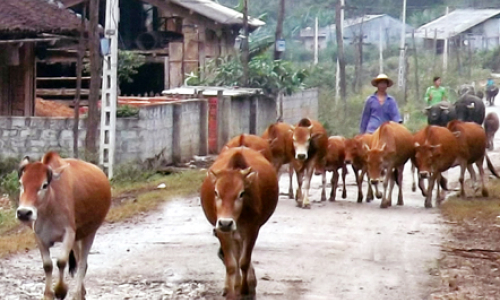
[54,228,76,300]
[73,233,96,300]
[218,232,241,299]
[411,161,417,192]
[396,165,404,206]
[295,169,304,206]
[35,236,54,300]
[329,170,339,201]
[240,230,259,297]
[425,172,439,208]
[418,175,427,197]
[365,170,374,202]
[288,164,294,199]
[380,170,392,208]
[459,161,467,198]
[477,157,489,197]
[341,164,347,199]
[467,164,478,194]
[301,164,314,209]
[352,166,363,203]
[320,171,327,201]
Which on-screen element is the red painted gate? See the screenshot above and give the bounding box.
[208,97,218,154]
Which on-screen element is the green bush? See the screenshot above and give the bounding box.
[116,105,139,118]
[1,171,19,207]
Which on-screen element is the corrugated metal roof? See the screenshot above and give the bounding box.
[415,9,500,40]
[170,0,265,28]
[344,15,384,27]
[162,86,263,97]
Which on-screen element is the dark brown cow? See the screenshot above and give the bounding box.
[16,152,111,300]
[365,121,414,208]
[414,126,459,208]
[222,134,273,163]
[262,122,295,198]
[319,136,348,202]
[447,120,500,198]
[484,112,499,150]
[200,147,279,299]
[291,118,328,209]
[344,133,374,203]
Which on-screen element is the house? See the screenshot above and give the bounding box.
[298,27,328,52]
[311,14,413,49]
[57,0,265,96]
[415,9,500,53]
[0,0,82,116]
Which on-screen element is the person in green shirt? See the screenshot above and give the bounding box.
[425,76,448,106]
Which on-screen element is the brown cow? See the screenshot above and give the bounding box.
[262,122,295,198]
[222,134,273,163]
[291,118,328,209]
[414,126,459,208]
[447,120,500,198]
[344,133,374,203]
[484,112,499,150]
[365,121,414,208]
[200,147,279,299]
[320,136,348,201]
[16,152,111,300]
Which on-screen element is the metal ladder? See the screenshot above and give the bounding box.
[99,0,119,178]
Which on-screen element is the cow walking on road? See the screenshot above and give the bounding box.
[16,152,111,300]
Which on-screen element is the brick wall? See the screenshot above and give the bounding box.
[283,88,319,125]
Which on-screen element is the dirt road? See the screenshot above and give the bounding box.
[5,103,500,299]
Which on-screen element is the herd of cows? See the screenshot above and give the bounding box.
[10,88,500,300]
[199,89,500,299]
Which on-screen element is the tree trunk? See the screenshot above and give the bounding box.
[73,0,87,158]
[274,0,285,60]
[86,0,101,163]
[241,0,249,86]
[335,0,346,114]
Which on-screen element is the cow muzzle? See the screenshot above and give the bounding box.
[296,153,307,160]
[216,218,237,233]
[344,159,352,164]
[370,179,379,185]
[419,171,430,179]
[16,206,37,222]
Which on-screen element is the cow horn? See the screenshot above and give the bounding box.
[379,143,387,151]
[363,143,370,151]
[425,106,431,111]
[453,131,461,138]
[208,169,219,184]
[431,144,442,149]
[308,124,314,130]
[19,156,30,168]
[50,163,70,181]
[240,167,253,177]
[290,125,295,131]
[466,102,475,109]
[414,142,420,148]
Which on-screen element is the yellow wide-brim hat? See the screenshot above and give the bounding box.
[371,73,394,87]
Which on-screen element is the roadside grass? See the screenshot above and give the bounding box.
[0,169,206,258]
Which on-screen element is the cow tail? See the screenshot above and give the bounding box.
[393,168,400,186]
[69,250,77,277]
[486,154,500,178]
[439,175,449,191]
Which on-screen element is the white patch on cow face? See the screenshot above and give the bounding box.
[293,135,310,160]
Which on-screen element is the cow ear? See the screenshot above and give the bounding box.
[268,137,278,147]
[466,103,475,109]
[208,169,218,184]
[51,164,69,181]
[18,156,30,179]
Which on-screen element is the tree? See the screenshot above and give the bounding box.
[274,0,285,60]
[86,0,101,162]
[336,0,346,113]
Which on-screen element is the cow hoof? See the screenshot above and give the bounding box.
[411,184,416,192]
[482,188,489,197]
[288,193,294,199]
[376,191,383,199]
[320,195,327,202]
[380,202,389,209]
[43,292,55,300]
[424,201,433,209]
[328,197,336,202]
[302,203,311,209]
[296,202,303,208]
[54,282,68,300]
[357,197,363,203]
[342,191,347,199]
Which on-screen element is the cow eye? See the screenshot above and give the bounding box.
[41,182,49,190]
[239,191,245,198]
[214,190,219,198]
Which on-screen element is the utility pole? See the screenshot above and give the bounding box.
[397,0,407,90]
[335,0,346,109]
[241,0,249,86]
[379,21,384,73]
[314,17,319,65]
[443,6,449,72]
[73,1,86,158]
[86,0,101,163]
[274,0,285,60]
[99,0,120,178]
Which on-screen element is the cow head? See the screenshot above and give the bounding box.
[16,157,67,225]
[292,122,315,161]
[414,142,442,178]
[425,102,451,126]
[208,167,257,233]
[365,143,391,184]
[345,137,366,165]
